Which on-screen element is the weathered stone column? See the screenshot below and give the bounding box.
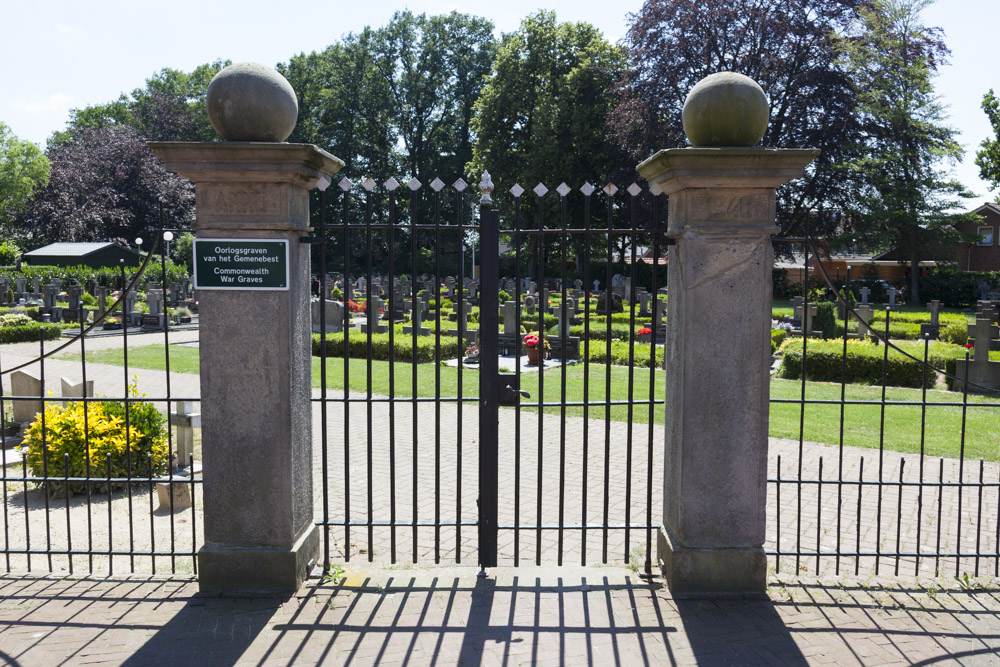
[637,72,817,597]
[150,63,343,593]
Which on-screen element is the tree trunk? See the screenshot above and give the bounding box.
[909,228,921,306]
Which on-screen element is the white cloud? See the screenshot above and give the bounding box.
[55,23,80,34]
[8,93,76,113]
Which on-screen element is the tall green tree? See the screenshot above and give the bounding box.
[975,88,1000,199]
[0,122,50,233]
[470,11,626,196]
[469,12,627,276]
[834,0,974,305]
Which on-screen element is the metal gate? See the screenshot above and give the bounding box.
[313,173,667,572]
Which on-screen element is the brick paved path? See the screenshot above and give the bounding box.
[0,567,998,665]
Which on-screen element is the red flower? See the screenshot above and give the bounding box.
[523,334,540,348]
[638,327,652,335]
[966,342,974,349]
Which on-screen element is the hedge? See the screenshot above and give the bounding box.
[0,323,63,344]
[778,338,967,388]
[584,339,664,368]
[312,329,460,362]
[771,329,788,353]
[0,262,188,288]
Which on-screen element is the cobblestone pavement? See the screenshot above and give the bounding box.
[1,567,999,665]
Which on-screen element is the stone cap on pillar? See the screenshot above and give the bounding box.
[149,142,344,232]
[637,147,819,195]
[149,142,343,190]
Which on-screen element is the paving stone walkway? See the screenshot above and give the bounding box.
[1,567,998,665]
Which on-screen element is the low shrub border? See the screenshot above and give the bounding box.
[779,338,967,388]
[0,323,63,344]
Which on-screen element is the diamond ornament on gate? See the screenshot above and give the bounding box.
[385,177,400,191]
[453,178,468,192]
[510,184,524,198]
[556,183,571,197]
[430,177,445,192]
[408,177,422,191]
[361,177,376,192]
[533,183,548,197]
[627,183,642,197]
[338,177,353,192]
[603,183,618,196]
[580,182,595,196]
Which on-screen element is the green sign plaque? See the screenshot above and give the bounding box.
[193,238,289,290]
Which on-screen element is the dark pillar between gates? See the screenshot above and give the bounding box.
[150,63,343,594]
[637,72,817,598]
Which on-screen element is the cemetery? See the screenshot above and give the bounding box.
[2,9,1000,654]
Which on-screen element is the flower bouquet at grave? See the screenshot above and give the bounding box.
[636,326,652,343]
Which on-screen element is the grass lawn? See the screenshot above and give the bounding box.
[67,344,1000,461]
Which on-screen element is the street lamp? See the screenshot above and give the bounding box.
[163,231,174,262]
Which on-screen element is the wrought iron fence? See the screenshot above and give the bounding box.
[0,233,202,575]
[767,233,1000,579]
[313,174,668,572]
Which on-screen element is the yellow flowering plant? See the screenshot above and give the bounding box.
[20,378,168,496]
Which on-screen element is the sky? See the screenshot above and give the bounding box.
[2,0,998,208]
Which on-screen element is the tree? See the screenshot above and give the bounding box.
[610,0,861,238]
[834,0,974,305]
[15,125,193,246]
[0,122,50,232]
[975,89,1000,199]
[469,11,627,275]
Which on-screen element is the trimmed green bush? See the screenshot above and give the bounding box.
[0,323,62,344]
[771,329,788,353]
[813,302,838,338]
[312,329,460,362]
[779,338,966,388]
[585,339,663,367]
[569,323,634,342]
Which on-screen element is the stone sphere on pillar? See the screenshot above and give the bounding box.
[206,62,298,142]
[681,72,769,147]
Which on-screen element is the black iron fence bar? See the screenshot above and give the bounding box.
[766,549,1000,558]
[39,324,52,572]
[535,188,546,567]
[499,523,658,530]
[478,203,500,570]
[323,223,657,235]
[916,337,930,576]
[835,266,851,574]
[2,548,206,557]
[312,396,664,407]
[769,477,1000,488]
[0,345,8,572]
[646,191,662,575]
[0,472,205,485]
[769,398,1000,408]
[558,189,568,567]
[341,184,352,562]
[454,183,466,566]
[410,185,419,565]
[625,188,637,566]
[317,519,477,528]
[365,180,375,564]
[513,191,523,568]
[581,186,592,567]
[387,184,398,564]
[795,217,810,574]
[318,187,331,573]
[433,185,443,565]
[603,187,614,565]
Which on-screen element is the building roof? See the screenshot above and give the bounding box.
[24,242,139,258]
[972,202,1000,217]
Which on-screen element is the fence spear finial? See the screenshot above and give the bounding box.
[479,171,494,208]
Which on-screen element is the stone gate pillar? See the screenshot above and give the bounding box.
[637,72,817,597]
[151,63,343,593]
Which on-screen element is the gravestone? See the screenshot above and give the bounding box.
[359,296,387,334]
[142,289,165,331]
[793,303,822,338]
[446,299,477,346]
[595,291,623,315]
[954,318,1000,392]
[523,294,536,316]
[11,370,42,423]
[311,299,345,334]
[638,290,652,317]
[855,304,875,339]
[887,287,899,311]
[97,287,108,318]
[59,377,93,409]
[124,292,141,327]
[593,279,600,293]
[920,300,942,339]
[402,298,430,335]
[547,297,580,360]
[858,287,870,306]
[498,300,520,354]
